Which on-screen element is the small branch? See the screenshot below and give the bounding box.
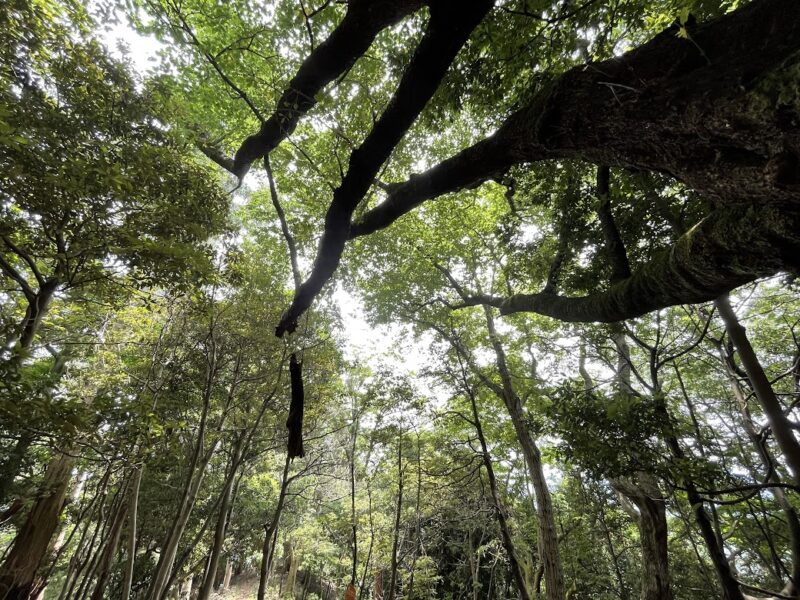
[171,3,264,123]
[595,166,631,283]
[0,251,34,299]
[543,213,570,294]
[2,236,44,286]
[264,156,302,292]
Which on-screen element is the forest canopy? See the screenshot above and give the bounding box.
[0,0,799,599]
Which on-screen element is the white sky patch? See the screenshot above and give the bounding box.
[333,285,433,376]
[94,4,164,76]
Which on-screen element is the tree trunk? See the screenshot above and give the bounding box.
[147,343,222,600]
[257,454,291,600]
[482,307,566,600]
[0,451,75,599]
[614,476,673,600]
[716,295,800,486]
[222,559,233,591]
[285,541,298,596]
[654,397,744,600]
[349,404,359,587]
[387,436,403,600]
[88,498,129,600]
[121,465,143,599]
[197,436,243,600]
[716,336,800,596]
[466,383,532,600]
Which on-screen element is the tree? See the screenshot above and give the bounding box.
[0,0,229,368]
[169,0,800,335]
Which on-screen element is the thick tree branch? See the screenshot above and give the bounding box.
[349,131,526,238]
[354,0,800,238]
[232,0,426,179]
[459,201,800,323]
[197,142,236,173]
[275,0,495,336]
[594,166,631,283]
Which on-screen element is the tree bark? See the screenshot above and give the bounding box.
[0,451,75,599]
[222,559,233,591]
[481,306,566,600]
[88,498,129,600]
[387,435,403,600]
[613,476,673,600]
[121,465,142,600]
[715,334,800,596]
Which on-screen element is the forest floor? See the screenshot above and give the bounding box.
[211,576,259,599]
[211,573,324,600]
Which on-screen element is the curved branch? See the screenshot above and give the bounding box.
[232,0,426,179]
[463,202,800,323]
[264,156,302,292]
[275,0,496,336]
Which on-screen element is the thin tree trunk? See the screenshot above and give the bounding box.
[357,482,375,600]
[652,392,743,600]
[349,404,359,587]
[0,451,75,599]
[197,436,244,600]
[285,541,298,596]
[406,433,422,599]
[257,454,292,600]
[716,295,800,486]
[222,559,233,591]
[147,335,226,600]
[387,436,403,600]
[595,491,630,600]
[55,467,114,600]
[121,465,142,600]
[74,481,128,600]
[715,339,800,596]
[481,306,566,600]
[465,382,532,600]
[88,498,129,600]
